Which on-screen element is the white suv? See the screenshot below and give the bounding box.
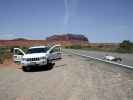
[13,45,62,71]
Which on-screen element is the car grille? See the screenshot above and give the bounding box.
[26,58,40,61]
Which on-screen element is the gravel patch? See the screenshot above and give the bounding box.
[0,53,133,100]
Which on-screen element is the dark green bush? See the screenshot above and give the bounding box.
[117,40,133,53]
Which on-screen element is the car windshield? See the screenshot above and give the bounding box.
[27,47,49,54]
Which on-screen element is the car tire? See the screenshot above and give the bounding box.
[47,59,52,65]
[47,59,55,69]
[22,66,31,72]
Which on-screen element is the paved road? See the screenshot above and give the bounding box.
[64,49,133,67]
[0,54,133,100]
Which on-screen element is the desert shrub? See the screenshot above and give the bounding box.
[0,46,29,64]
[0,47,7,64]
[65,45,95,50]
[64,46,70,49]
[116,40,133,53]
[10,46,28,53]
[20,46,28,53]
[64,40,133,53]
[65,45,82,49]
[120,40,132,48]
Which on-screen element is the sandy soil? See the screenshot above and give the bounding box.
[0,59,20,68]
[0,53,133,100]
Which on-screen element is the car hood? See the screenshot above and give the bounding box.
[23,53,47,58]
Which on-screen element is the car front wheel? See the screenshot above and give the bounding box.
[22,66,31,72]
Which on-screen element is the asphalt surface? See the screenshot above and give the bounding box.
[0,53,133,100]
[64,49,133,67]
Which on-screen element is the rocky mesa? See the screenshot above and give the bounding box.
[46,34,89,46]
[0,34,89,46]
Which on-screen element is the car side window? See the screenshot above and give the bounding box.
[15,49,23,55]
[50,47,60,53]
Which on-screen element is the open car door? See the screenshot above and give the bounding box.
[48,45,62,61]
[13,48,25,64]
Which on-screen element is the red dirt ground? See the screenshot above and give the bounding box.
[0,59,20,68]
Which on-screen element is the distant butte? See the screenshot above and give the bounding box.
[46,33,88,42]
[0,33,89,46]
[46,33,89,46]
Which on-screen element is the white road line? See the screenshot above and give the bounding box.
[67,51,133,69]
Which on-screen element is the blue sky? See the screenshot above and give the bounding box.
[0,0,132,42]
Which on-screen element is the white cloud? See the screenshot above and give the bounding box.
[64,0,79,25]
[64,0,69,25]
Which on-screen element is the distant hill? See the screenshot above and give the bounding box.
[46,34,88,42]
[46,34,89,46]
[0,40,47,47]
[13,38,28,40]
[0,34,89,46]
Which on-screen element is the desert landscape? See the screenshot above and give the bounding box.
[0,0,133,99]
[0,51,133,100]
